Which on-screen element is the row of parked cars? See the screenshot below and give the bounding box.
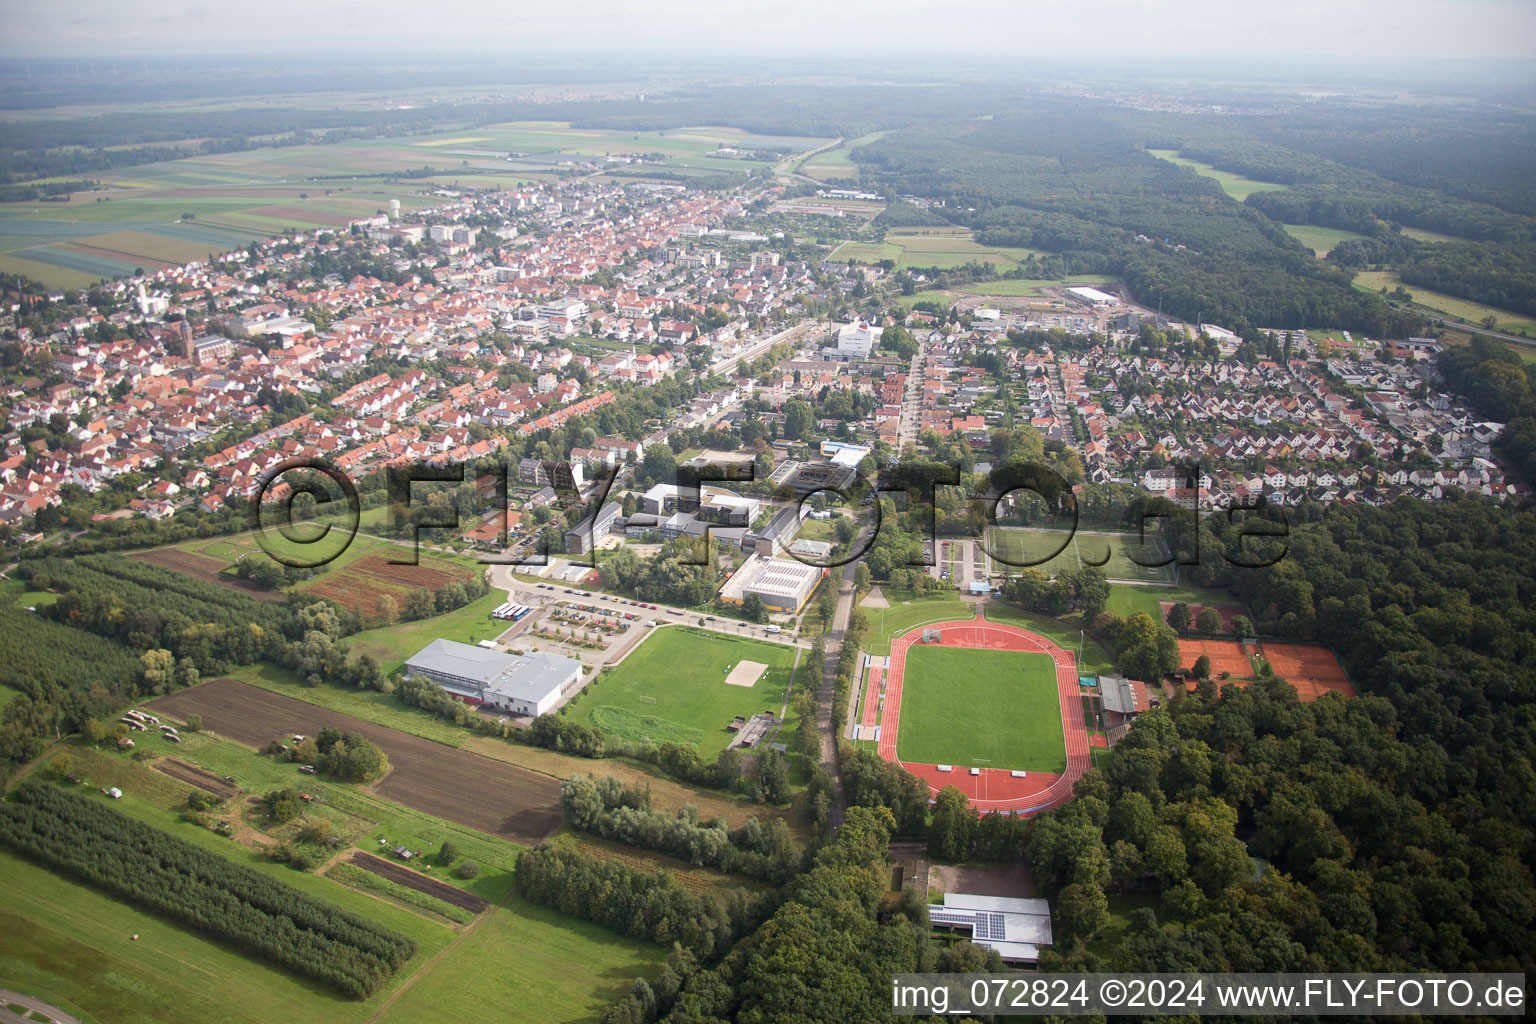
[531,584,661,612]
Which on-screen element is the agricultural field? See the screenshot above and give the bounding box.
[1146,149,1290,200]
[149,677,564,844]
[1,732,668,1023]
[987,527,1175,583]
[1353,269,1536,335]
[142,527,488,629]
[797,130,891,180]
[1282,223,1371,256]
[895,645,1066,773]
[831,230,1041,271]
[566,627,799,758]
[0,120,830,287]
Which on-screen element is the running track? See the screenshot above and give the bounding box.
[876,618,1091,815]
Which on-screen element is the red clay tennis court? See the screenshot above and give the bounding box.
[1177,638,1254,679]
[877,617,1090,816]
[1260,642,1356,699]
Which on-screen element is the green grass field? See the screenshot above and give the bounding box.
[1353,269,1536,336]
[895,645,1065,772]
[1146,150,1289,201]
[830,231,1045,272]
[1105,583,1236,623]
[861,591,973,657]
[568,627,800,758]
[377,892,667,1024]
[0,728,670,1023]
[797,131,890,180]
[1282,223,1370,256]
[988,527,1174,582]
[982,603,1114,677]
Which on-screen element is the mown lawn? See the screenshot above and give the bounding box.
[861,590,973,657]
[982,603,1116,677]
[380,891,667,1024]
[566,627,799,758]
[895,645,1065,773]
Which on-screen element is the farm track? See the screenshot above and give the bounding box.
[149,678,563,844]
[348,851,490,913]
[154,757,239,799]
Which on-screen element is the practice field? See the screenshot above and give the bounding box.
[568,627,799,758]
[876,619,1090,815]
[895,645,1065,773]
[987,527,1175,582]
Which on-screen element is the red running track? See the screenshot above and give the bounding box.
[876,619,1090,816]
[859,663,884,731]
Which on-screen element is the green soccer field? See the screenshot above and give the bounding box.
[987,527,1175,582]
[568,627,801,759]
[895,645,1066,773]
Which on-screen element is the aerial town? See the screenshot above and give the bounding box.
[0,33,1532,1024]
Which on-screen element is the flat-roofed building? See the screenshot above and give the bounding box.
[718,552,825,614]
[926,892,1053,964]
[403,639,584,717]
[641,483,759,525]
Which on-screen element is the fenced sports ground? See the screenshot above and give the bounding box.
[870,618,1091,815]
[987,527,1176,583]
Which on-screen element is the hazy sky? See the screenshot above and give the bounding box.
[6,0,1536,61]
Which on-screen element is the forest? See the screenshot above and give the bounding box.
[0,781,416,997]
[607,806,1001,1024]
[0,606,146,771]
[852,105,1424,335]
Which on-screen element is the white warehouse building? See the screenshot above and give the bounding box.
[403,639,584,717]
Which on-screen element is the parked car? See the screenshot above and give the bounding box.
[299,765,318,775]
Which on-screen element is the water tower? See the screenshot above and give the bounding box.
[389,199,401,221]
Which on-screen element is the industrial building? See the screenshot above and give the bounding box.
[927,893,1054,964]
[1066,285,1118,308]
[403,639,584,717]
[718,552,825,613]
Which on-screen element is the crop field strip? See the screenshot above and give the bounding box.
[150,677,563,844]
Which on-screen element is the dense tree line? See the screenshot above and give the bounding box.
[312,726,390,783]
[0,782,415,996]
[0,607,146,776]
[514,843,758,959]
[562,774,800,884]
[1029,674,1533,973]
[19,553,307,672]
[633,806,999,1024]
